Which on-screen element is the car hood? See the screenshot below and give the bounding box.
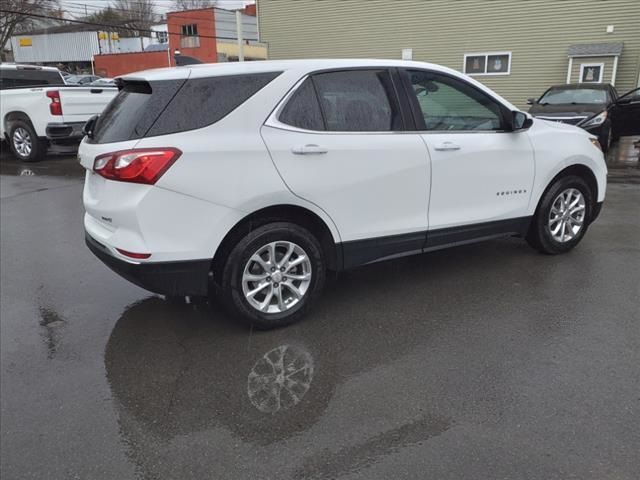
[537,118,593,136]
[528,103,604,118]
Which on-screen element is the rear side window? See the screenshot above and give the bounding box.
[312,70,402,131]
[148,72,281,137]
[0,68,64,90]
[91,72,280,143]
[279,78,325,131]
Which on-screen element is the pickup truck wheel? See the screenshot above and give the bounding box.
[9,120,46,162]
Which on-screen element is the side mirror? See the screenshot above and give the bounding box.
[511,111,533,131]
[83,114,99,139]
[526,98,537,105]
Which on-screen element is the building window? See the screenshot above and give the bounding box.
[463,52,511,76]
[156,31,168,43]
[580,63,604,83]
[180,24,199,48]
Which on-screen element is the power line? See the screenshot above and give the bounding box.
[55,0,251,25]
[1,9,241,40]
[42,0,251,28]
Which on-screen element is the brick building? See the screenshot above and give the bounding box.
[94,6,264,78]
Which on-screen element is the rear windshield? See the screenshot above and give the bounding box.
[90,71,281,144]
[0,68,65,90]
[538,88,608,105]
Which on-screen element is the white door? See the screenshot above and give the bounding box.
[262,70,431,263]
[402,69,534,232]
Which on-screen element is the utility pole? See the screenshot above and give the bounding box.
[235,10,244,62]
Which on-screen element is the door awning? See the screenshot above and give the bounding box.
[568,42,623,57]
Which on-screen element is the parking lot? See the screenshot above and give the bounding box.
[1,149,639,479]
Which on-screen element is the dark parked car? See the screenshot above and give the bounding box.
[528,84,617,151]
[528,84,640,152]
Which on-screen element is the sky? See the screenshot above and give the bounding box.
[55,0,252,16]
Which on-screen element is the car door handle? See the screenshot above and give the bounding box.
[434,142,461,151]
[291,144,328,155]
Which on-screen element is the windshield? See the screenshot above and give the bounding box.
[539,88,608,105]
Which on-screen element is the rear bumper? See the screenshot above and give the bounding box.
[46,122,85,141]
[85,232,211,297]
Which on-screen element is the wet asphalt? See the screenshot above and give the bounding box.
[1,150,639,480]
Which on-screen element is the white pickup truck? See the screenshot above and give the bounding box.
[1,64,118,162]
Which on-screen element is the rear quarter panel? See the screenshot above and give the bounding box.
[129,70,342,260]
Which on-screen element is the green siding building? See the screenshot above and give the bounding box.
[257,0,640,108]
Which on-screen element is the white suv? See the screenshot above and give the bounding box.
[79,59,607,328]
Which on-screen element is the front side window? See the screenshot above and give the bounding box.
[406,70,504,131]
[618,87,640,103]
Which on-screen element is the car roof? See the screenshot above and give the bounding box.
[118,58,520,113]
[120,58,465,81]
[0,63,60,72]
[547,83,612,90]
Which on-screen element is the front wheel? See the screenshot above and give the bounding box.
[526,175,594,254]
[220,222,326,329]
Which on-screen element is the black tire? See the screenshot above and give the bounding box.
[220,222,326,329]
[526,175,594,254]
[8,120,46,162]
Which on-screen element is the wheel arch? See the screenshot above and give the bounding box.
[532,163,599,219]
[4,111,35,131]
[211,204,341,285]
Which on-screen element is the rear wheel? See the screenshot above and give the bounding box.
[220,222,326,329]
[526,175,594,254]
[8,120,46,162]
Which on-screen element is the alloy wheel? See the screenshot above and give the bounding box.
[548,188,586,243]
[12,127,32,158]
[242,241,312,314]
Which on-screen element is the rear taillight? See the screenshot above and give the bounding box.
[46,90,62,115]
[93,148,182,185]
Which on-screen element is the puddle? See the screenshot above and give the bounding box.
[0,151,84,178]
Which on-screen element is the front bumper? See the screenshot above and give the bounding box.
[46,122,86,141]
[86,232,211,297]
